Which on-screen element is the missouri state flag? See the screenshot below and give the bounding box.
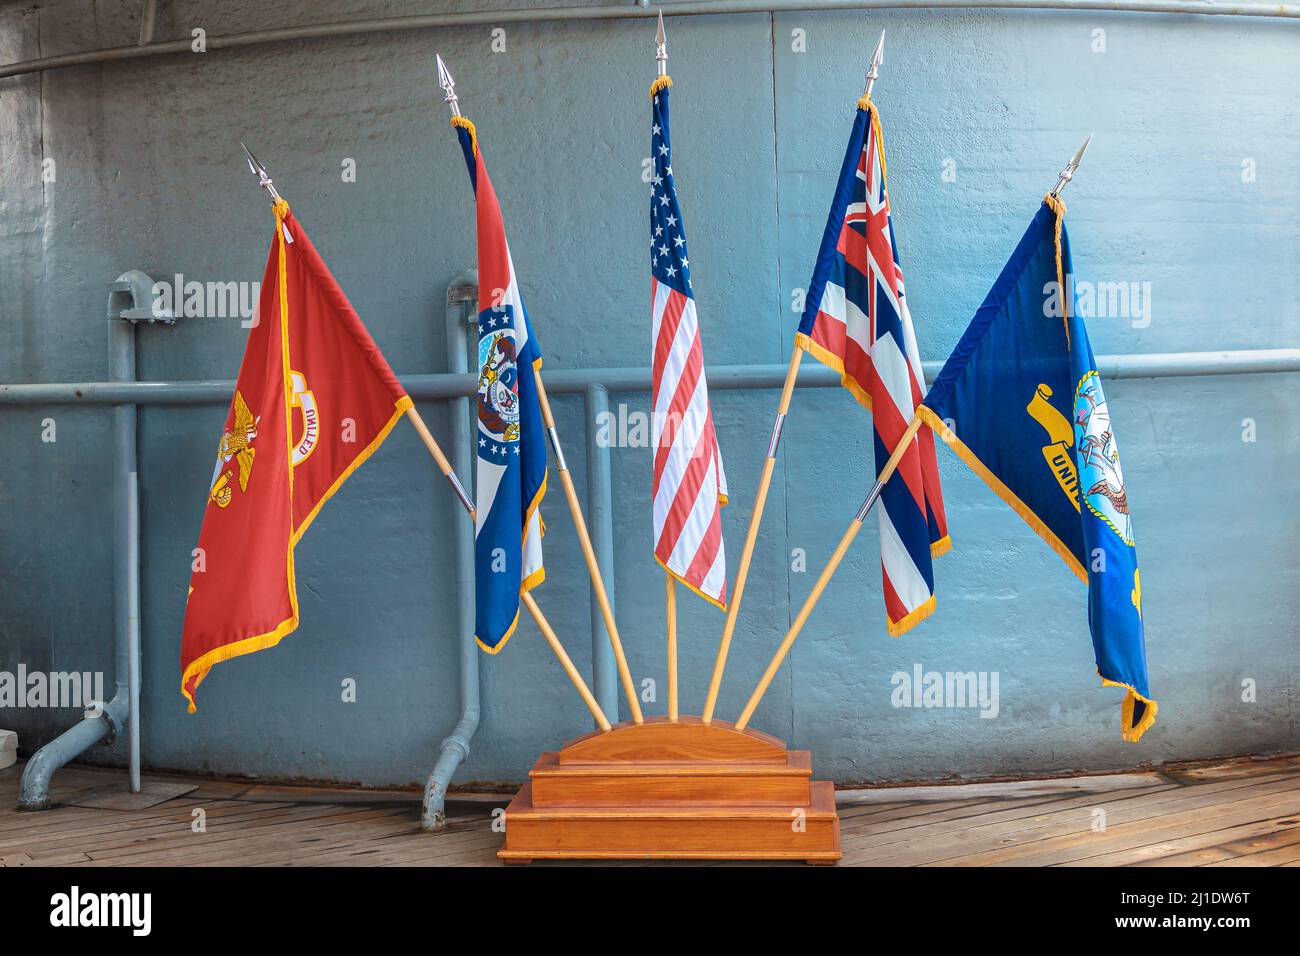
[796,98,948,635]
[181,200,412,710]
[917,194,1155,742]
[451,116,548,652]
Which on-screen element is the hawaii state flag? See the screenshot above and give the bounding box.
[451,116,548,652]
[180,200,412,711]
[796,98,948,635]
[918,195,1155,742]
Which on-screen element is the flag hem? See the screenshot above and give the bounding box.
[290,395,414,545]
[794,332,874,411]
[886,593,936,637]
[474,472,548,655]
[1100,675,1159,743]
[917,404,1087,583]
[476,609,520,656]
[655,554,726,612]
[181,615,299,713]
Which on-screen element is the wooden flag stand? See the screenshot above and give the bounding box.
[497,716,841,864]
[492,409,923,866]
[434,29,845,865]
[498,20,842,864]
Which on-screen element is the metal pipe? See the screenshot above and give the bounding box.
[1,0,1296,80]
[127,470,142,793]
[17,713,119,810]
[3,348,1297,408]
[137,0,159,47]
[111,291,138,792]
[421,272,481,833]
[17,271,159,809]
[584,384,620,720]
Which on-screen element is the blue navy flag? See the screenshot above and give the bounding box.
[919,196,1155,742]
[452,117,548,652]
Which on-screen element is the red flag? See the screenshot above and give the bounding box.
[180,201,412,711]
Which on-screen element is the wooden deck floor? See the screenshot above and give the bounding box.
[2,755,1298,867]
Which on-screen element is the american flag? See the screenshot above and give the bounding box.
[649,78,728,609]
[796,102,948,635]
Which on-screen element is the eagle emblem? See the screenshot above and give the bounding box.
[1074,370,1133,545]
[209,389,260,508]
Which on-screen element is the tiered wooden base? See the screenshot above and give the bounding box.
[498,717,841,864]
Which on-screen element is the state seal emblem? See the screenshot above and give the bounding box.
[477,327,521,455]
[1074,369,1133,546]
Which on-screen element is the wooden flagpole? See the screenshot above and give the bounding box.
[721,34,890,728]
[665,573,678,721]
[734,412,924,731]
[701,347,803,723]
[406,402,613,732]
[522,592,612,731]
[405,407,476,517]
[533,373,644,724]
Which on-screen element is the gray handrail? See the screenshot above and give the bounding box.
[3,348,1298,407]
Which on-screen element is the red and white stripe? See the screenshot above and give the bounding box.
[801,112,949,633]
[651,279,728,608]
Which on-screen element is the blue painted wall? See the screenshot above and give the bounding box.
[1,1,1296,787]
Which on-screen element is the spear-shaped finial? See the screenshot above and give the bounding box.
[436,53,461,117]
[241,142,283,204]
[1051,134,1092,197]
[241,142,293,241]
[862,30,885,101]
[655,9,667,77]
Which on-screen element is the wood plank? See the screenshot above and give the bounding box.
[72,805,414,865]
[836,772,1169,804]
[840,793,1117,838]
[239,784,424,805]
[1200,826,1300,867]
[845,771,1300,866]
[1161,755,1300,784]
[841,787,1182,856]
[1215,842,1300,866]
[4,753,1295,868]
[941,786,1300,867]
[238,817,497,867]
[1071,814,1300,867]
[18,803,342,861]
[0,800,294,850]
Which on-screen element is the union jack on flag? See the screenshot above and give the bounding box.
[649,77,728,609]
[796,101,949,635]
